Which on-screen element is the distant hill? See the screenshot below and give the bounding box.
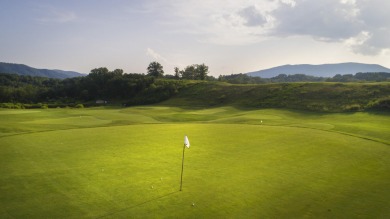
[247,62,390,78]
[0,62,84,79]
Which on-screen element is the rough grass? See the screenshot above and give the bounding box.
[167,82,390,112]
[0,106,389,218]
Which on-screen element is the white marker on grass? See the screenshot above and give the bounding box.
[180,136,191,191]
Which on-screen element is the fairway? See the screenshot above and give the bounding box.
[1,106,389,218]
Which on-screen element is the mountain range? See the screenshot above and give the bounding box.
[247,62,390,78]
[2,62,390,80]
[0,62,84,79]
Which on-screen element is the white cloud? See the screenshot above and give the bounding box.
[146,48,168,63]
[145,0,389,54]
[340,0,356,5]
[345,28,390,55]
[269,0,390,55]
[280,0,296,7]
[238,6,268,27]
[155,0,279,45]
[345,31,372,51]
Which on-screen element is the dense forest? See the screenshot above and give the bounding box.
[0,62,389,111]
[0,68,185,107]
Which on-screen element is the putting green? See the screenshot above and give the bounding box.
[0,107,389,218]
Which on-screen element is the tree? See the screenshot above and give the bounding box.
[182,65,196,80]
[89,67,109,78]
[174,67,180,79]
[147,61,164,77]
[181,64,209,80]
[112,69,124,76]
[196,63,209,80]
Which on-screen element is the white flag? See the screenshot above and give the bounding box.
[184,136,190,148]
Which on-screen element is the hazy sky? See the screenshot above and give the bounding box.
[1,0,389,76]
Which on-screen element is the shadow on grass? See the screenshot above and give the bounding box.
[95,190,180,218]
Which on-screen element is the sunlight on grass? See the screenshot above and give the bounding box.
[0,106,389,218]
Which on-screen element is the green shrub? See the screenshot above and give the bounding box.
[75,104,84,108]
[343,104,362,111]
[367,97,390,110]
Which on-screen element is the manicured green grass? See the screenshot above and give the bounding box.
[0,106,389,218]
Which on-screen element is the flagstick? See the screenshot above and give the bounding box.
[180,143,186,191]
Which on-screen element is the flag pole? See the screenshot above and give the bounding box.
[180,143,185,191]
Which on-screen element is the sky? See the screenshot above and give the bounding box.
[1,0,389,76]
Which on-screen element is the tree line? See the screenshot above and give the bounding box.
[147,61,212,80]
[0,61,212,106]
[0,61,389,108]
[0,68,179,106]
[218,72,390,84]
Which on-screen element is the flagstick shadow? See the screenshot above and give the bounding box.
[95,190,180,219]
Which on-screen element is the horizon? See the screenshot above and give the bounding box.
[2,61,390,77]
[2,61,390,76]
[1,0,389,76]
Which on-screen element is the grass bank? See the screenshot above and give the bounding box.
[165,82,390,112]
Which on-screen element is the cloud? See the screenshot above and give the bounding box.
[280,0,297,7]
[238,6,268,27]
[151,0,389,54]
[271,0,361,39]
[146,48,168,63]
[348,29,390,55]
[155,0,278,45]
[345,31,374,54]
[268,0,390,55]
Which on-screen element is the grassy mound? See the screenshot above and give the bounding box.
[166,82,390,112]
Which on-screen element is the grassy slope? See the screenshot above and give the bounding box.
[0,107,389,218]
[166,81,390,112]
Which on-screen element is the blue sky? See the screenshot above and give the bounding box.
[1,0,389,76]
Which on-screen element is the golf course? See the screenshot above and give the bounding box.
[1,105,389,218]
